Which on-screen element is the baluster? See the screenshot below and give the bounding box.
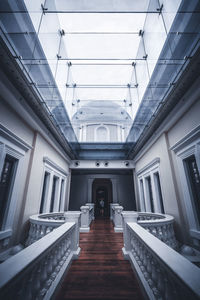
[23,269,35,300]
[38,257,49,299]
[45,252,54,288]
[156,267,165,298]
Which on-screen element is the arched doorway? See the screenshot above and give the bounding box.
[92,179,113,218]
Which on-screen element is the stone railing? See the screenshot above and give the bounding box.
[26,204,95,246]
[0,222,81,300]
[138,212,178,250]
[113,209,178,250]
[112,205,124,232]
[80,203,94,232]
[123,221,200,300]
[110,203,119,220]
[25,213,66,246]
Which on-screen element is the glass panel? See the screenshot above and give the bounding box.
[62,34,140,59]
[45,0,150,13]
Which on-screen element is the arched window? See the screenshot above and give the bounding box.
[95,125,109,142]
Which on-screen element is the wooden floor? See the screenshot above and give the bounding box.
[55,218,144,300]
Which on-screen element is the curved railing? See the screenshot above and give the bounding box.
[25,213,65,246]
[137,212,178,250]
[26,204,95,246]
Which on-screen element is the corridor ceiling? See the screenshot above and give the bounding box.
[0,0,200,158]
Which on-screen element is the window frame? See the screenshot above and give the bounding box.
[0,125,30,241]
[137,158,164,213]
[172,125,200,241]
[39,157,68,213]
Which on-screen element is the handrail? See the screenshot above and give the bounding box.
[0,222,80,300]
[26,213,65,246]
[125,222,200,299]
[138,212,178,250]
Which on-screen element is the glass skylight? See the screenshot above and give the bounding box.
[3,0,196,145]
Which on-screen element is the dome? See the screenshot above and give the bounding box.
[72,101,132,124]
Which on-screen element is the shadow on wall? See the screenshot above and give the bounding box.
[68,172,136,212]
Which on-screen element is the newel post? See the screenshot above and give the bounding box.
[64,211,81,257]
[121,211,138,259]
[80,206,90,232]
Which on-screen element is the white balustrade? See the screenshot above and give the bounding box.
[138,212,178,250]
[80,206,90,232]
[113,205,123,232]
[64,211,81,258]
[85,203,95,220]
[25,213,65,246]
[80,203,94,232]
[123,222,200,300]
[110,203,119,220]
[0,222,80,300]
[121,211,138,258]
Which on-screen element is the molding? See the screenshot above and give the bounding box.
[136,158,160,176]
[171,124,200,153]
[43,157,68,176]
[0,123,31,152]
[70,160,135,169]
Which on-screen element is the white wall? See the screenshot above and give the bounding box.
[134,83,200,244]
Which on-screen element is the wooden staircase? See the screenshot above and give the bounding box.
[55,218,144,300]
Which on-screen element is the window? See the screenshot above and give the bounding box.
[172,125,200,242]
[0,124,30,242]
[154,172,165,214]
[40,157,67,213]
[139,179,146,211]
[0,155,17,229]
[50,176,59,212]
[39,172,50,213]
[184,155,200,227]
[59,179,65,211]
[137,158,164,213]
[95,125,109,142]
[146,176,154,213]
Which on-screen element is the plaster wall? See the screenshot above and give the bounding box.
[134,94,200,242]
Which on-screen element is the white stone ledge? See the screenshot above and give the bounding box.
[127,222,200,297]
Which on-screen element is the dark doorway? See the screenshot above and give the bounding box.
[92,179,113,218]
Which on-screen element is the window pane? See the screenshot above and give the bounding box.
[146,176,154,213]
[50,176,58,212]
[154,172,165,214]
[185,155,200,226]
[0,155,17,228]
[40,172,50,213]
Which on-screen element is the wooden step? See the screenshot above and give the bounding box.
[55,219,144,300]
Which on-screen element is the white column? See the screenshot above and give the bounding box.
[138,178,146,211]
[80,206,90,232]
[121,211,138,259]
[60,179,66,211]
[54,177,62,212]
[44,171,53,213]
[65,211,81,257]
[86,203,95,220]
[151,173,161,213]
[113,205,123,232]
[144,177,151,212]
[110,203,119,220]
